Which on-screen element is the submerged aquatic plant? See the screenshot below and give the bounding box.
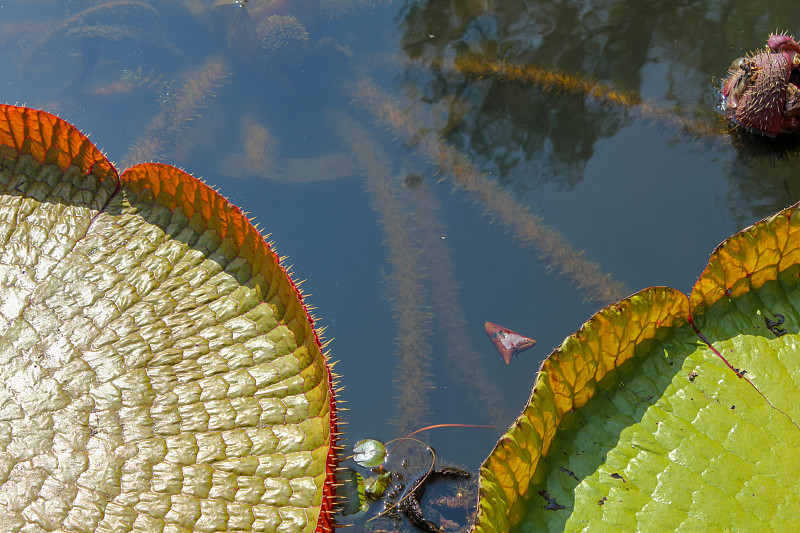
[451,56,722,142]
[256,14,310,55]
[351,76,629,305]
[124,54,232,168]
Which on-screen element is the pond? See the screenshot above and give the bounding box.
[1,0,798,530]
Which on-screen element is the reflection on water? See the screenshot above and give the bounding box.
[4,0,800,530]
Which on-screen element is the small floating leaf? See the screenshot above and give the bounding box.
[365,471,392,499]
[353,438,388,467]
[485,321,536,364]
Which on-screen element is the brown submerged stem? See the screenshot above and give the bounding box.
[123,55,231,168]
[326,109,435,436]
[451,56,727,145]
[407,181,508,422]
[352,76,628,304]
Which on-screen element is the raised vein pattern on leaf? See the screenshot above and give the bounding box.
[689,314,800,432]
[0,103,337,532]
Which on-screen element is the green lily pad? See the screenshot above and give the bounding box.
[353,438,388,468]
[0,104,338,531]
[474,204,800,531]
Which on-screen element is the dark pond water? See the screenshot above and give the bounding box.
[2,0,800,530]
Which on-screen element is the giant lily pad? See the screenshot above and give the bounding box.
[474,204,800,531]
[0,105,337,532]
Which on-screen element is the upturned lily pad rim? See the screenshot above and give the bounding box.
[0,103,340,532]
[473,202,800,532]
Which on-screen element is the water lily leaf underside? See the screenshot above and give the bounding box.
[0,105,337,532]
[475,204,800,531]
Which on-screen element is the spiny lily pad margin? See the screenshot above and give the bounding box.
[0,104,338,532]
[474,204,800,531]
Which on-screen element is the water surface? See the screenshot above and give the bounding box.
[2,0,798,530]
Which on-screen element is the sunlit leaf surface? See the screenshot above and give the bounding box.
[365,471,392,500]
[475,204,800,531]
[0,104,337,532]
[353,438,387,468]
